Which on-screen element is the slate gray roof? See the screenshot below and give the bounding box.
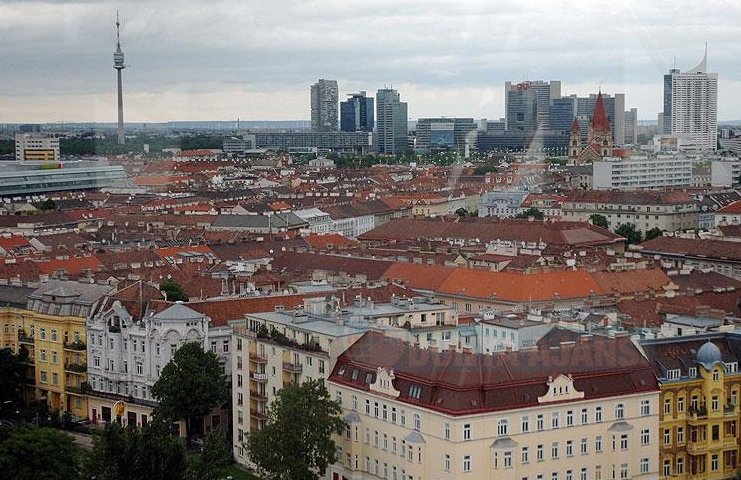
[210,213,307,230]
[29,280,115,305]
[0,285,35,308]
[152,303,207,321]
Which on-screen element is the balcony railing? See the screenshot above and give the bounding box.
[250,390,268,401]
[724,405,737,416]
[250,409,267,419]
[252,372,268,383]
[63,340,86,351]
[18,333,35,344]
[688,406,708,420]
[250,354,268,364]
[64,363,87,373]
[282,362,303,373]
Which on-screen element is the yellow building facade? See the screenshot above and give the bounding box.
[0,282,113,419]
[642,335,741,479]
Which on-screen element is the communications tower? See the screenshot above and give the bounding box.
[114,12,125,145]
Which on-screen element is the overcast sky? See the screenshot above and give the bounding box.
[1,0,739,123]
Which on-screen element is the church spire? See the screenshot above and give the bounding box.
[592,91,610,132]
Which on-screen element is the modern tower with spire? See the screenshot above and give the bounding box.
[113,12,126,145]
[662,44,718,151]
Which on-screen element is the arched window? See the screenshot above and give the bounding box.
[497,419,509,436]
[413,413,421,431]
[615,403,625,420]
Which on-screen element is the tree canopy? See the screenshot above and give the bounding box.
[644,227,664,241]
[0,348,21,409]
[84,419,187,480]
[151,342,228,440]
[186,428,232,480]
[159,279,189,302]
[589,214,609,229]
[514,207,545,220]
[615,223,643,245]
[0,426,83,480]
[246,379,346,480]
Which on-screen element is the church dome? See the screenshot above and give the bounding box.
[697,341,722,370]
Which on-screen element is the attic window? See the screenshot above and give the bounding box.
[726,362,738,373]
[365,373,373,384]
[666,369,681,380]
[688,367,697,378]
[351,369,358,381]
[337,365,346,376]
[408,385,422,399]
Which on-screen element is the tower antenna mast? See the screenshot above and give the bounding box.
[114,11,126,145]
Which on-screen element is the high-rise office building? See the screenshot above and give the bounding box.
[504,80,561,132]
[415,117,476,154]
[376,88,408,155]
[624,108,638,145]
[663,48,718,151]
[340,91,374,132]
[549,96,578,134]
[310,79,339,132]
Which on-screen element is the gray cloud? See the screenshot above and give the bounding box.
[0,0,739,122]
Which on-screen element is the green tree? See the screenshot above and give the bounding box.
[84,419,187,480]
[152,342,228,441]
[589,214,610,229]
[615,223,643,244]
[514,207,545,220]
[454,207,469,217]
[473,165,497,175]
[0,426,83,480]
[160,279,189,302]
[0,348,20,411]
[644,227,664,241]
[187,428,232,480]
[246,379,346,480]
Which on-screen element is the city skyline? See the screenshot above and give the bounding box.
[1,0,740,123]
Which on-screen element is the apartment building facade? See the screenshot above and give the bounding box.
[328,332,660,480]
[231,296,459,466]
[86,287,232,433]
[641,334,741,479]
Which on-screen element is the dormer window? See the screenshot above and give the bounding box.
[726,362,738,374]
[688,367,697,378]
[408,385,422,400]
[337,365,346,376]
[666,369,681,380]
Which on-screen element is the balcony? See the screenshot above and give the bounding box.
[250,409,267,420]
[250,390,268,401]
[64,363,87,374]
[108,325,121,333]
[282,362,303,373]
[250,354,268,364]
[18,333,35,344]
[688,407,708,423]
[722,437,738,449]
[66,382,91,395]
[252,372,268,383]
[63,340,86,351]
[724,405,737,416]
[686,440,709,456]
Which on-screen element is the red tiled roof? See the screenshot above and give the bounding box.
[329,332,658,415]
[640,236,741,262]
[383,262,604,302]
[717,200,741,214]
[304,234,357,250]
[592,269,672,295]
[33,256,104,275]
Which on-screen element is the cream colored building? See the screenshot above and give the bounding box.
[230,296,458,466]
[562,190,698,233]
[328,332,660,480]
[14,133,60,162]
